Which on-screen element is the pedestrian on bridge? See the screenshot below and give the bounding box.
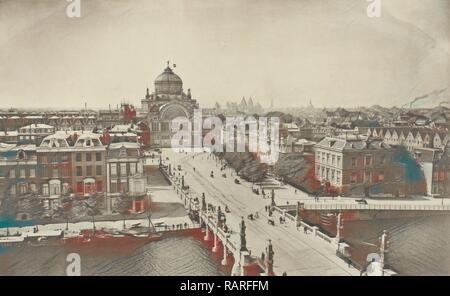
[304,226,308,234]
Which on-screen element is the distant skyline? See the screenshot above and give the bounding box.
[0,0,449,109]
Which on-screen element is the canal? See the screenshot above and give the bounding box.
[343,214,450,275]
[0,235,224,276]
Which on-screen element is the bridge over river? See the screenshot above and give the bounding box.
[160,149,359,276]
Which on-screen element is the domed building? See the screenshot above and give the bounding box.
[141,62,199,147]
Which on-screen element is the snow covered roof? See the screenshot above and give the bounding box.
[12,144,36,151]
[24,115,43,119]
[20,123,54,129]
[0,131,18,136]
[316,136,390,151]
[110,124,132,133]
[0,143,16,151]
[108,142,141,158]
[112,132,137,137]
[74,132,103,147]
[295,139,315,145]
[109,142,140,149]
[40,133,72,148]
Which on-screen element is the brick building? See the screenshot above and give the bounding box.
[314,136,425,196]
[37,132,106,197]
[0,143,38,198]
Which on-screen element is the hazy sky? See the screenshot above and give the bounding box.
[0,0,449,109]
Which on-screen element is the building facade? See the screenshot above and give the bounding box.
[141,63,199,147]
[315,136,404,196]
[106,142,145,196]
[37,132,106,197]
[0,144,38,198]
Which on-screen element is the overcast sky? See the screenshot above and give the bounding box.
[0,0,448,109]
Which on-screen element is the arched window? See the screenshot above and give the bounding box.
[17,150,26,160]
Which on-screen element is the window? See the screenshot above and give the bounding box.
[86,153,92,162]
[130,163,136,174]
[364,171,372,183]
[439,171,445,181]
[378,173,384,182]
[137,162,143,173]
[365,155,372,166]
[17,150,26,160]
[20,169,26,178]
[351,157,356,167]
[121,180,128,192]
[161,122,169,131]
[111,163,117,175]
[350,173,357,184]
[86,166,92,176]
[29,168,35,178]
[96,165,102,175]
[42,184,49,196]
[76,182,83,193]
[96,152,102,161]
[96,180,103,192]
[52,168,58,178]
[120,163,127,176]
[76,166,82,176]
[9,169,15,178]
[111,180,117,193]
[76,153,82,162]
[336,171,341,184]
[332,155,335,166]
[337,156,341,167]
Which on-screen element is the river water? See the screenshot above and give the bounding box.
[0,235,223,276]
[1,215,449,275]
[343,215,450,275]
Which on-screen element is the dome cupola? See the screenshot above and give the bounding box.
[154,61,183,95]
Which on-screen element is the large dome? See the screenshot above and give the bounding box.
[154,65,183,95]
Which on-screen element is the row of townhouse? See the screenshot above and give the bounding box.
[365,127,449,152]
[1,121,151,149]
[0,113,97,133]
[0,131,146,201]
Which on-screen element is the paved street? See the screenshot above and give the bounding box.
[162,149,359,276]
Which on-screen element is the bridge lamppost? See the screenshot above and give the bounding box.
[264,239,274,276]
[221,235,230,266]
[296,201,304,229]
[239,216,247,252]
[380,230,388,276]
[271,189,276,207]
[335,212,343,243]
